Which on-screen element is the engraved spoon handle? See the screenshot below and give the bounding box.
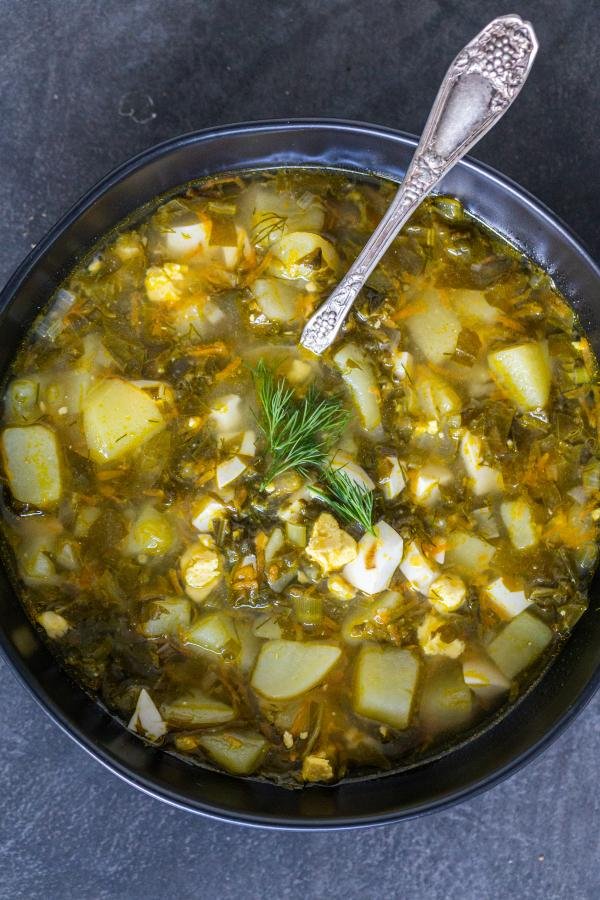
[300,14,538,355]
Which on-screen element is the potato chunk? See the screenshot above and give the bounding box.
[161,691,235,727]
[488,341,551,410]
[406,289,461,364]
[333,343,381,431]
[82,378,165,463]
[199,730,267,775]
[252,277,300,323]
[251,639,341,701]
[487,611,553,679]
[500,498,539,550]
[184,612,239,658]
[353,645,420,729]
[419,661,473,735]
[1,425,62,507]
[446,531,495,575]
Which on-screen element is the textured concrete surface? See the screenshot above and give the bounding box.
[1,1,599,897]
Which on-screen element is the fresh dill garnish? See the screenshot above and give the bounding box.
[252,212,287,245]
[252,359,350,487]
[311,467,375,534]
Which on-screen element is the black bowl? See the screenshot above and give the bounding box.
[1,120,600,829]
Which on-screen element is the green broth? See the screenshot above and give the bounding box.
[1,168,599,785]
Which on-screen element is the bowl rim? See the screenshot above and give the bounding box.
[2,117,600,830]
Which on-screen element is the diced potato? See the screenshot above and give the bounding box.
[79,332,116,372]
[472,506,500,539]
[487,611,553,679]
[459,430,503,496]
[329,450,375,490]
[342,520,403,595]
[141,597,191,638]
[1,425,62,508]
[251,639,341,700]
[418,612,465,659]
[163,220,211,259]
[379,455,406,501]
[450,289,499,325]
[161,691,235,726]
[249,186,325,243]
[43,371,92,418]
[236,621,261,674]
[199,729,268,775]
[333,344,381,431]
[191,495,227,533]
[462,649,510,704]
[82,378,165,463]
[419,661,473,735]
[428,573,467,613]
[264,526,285,564]
[415,369,462,419]
[406,289,461,364]
[484,577,531,621]
[128,689,167,741]
[500,498,539,550]
[210,394,243,433]
[173,297,223,338]
[125,505,174,556]
[409,464,452,507]
[446,531,495,575]
[252,277,301,322]
[238,430,256,457]
[252,614,283,640]
[353,645,420,729]
[399,540,438,595]
[488,341,551,410]
[184,611,239,659]
[37,610,70,639]
[216,456,247,489]
[270,232,339,280]
[306,513,357,574]
[4,378,41,424]
[54,538,78,571]
[19,535,58,582]
[286,521,307,547]
[391,349,414,381]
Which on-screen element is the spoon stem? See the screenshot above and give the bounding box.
[300,14,538,355]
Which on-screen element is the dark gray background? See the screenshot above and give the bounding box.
[1,1,599,898]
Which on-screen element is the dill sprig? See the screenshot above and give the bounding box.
[252,360,350,487]
[311,466,375,535]
[252,212,287,245]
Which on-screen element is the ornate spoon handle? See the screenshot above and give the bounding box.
[300,14,538,355]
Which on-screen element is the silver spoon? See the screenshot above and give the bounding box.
[300,14,538,355]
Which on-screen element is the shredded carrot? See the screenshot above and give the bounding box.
[130,292,140,329]
[187,341,230,358]
[495,314,527,333]
[168,568,184,595]
[391,300,427,321]
[215,356,242,382]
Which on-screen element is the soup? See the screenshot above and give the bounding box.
[1,169,599,785]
